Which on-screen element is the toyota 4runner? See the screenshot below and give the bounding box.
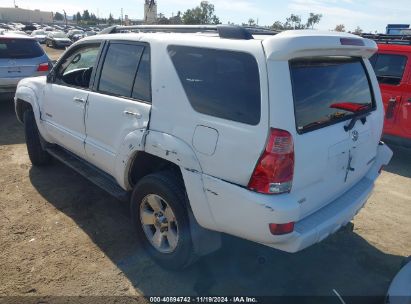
[15,25,393,270]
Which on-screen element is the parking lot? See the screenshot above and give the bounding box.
[0,45,410,301]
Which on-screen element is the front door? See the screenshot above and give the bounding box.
[42,42,102,157]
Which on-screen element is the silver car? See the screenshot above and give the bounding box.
[0,32,50,97]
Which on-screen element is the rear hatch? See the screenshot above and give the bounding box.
[0,37,47,78]
[263,32,382,219]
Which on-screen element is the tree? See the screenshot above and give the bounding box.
[157,13,170,24]
[169,11,182,24]
[271,21,284,31]
[248,18,256,26]
[285,14,302,29]
[76,12,82,24]
[306,13,322,29]
[271,12,322,31]
[353,26,363,35]
[54,12,64,21]
[82,10,91,21]
[334,24,345,32]
[108,13,114,25]
[182,1,220,25]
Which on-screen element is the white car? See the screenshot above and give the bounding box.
[14,25,392,270]
[31,30,47,43]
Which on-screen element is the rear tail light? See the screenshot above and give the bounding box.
[37,62,49,72]
[269,222,295,235]
[248,128,294,194]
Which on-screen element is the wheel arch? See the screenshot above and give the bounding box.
[15,86,40,123]
[119,130,218,230]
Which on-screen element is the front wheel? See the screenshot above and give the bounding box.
[130,171,195,270]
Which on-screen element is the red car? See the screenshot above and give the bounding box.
[369,40,411,146]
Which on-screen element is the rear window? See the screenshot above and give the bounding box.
[369,54,407,85]
[0,38,44,59]
[168,45,261,125]
[290,57,374,134]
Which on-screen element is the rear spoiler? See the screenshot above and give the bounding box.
[263,31,377,60]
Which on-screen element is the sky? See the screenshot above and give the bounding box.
[1,0,411,33]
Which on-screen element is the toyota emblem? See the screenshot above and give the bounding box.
[352,130,359,142]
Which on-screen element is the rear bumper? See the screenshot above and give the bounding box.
[202,143,393,253]
[0,78,20,93]
[1,75,47,94]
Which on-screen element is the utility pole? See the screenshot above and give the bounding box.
[121,8,123,26]
[63,9,67,27]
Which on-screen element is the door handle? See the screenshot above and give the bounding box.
[124,111,142,119]
[73,97,86,104]
[386,98,397,119]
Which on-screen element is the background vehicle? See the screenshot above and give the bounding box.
[45,32,72,48]
[15,25,392,270]
[68,29,85,42]
[0,33,50,98]
[31,30,47,44]
[364,34,411,146]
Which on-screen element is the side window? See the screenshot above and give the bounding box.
[168,45,261,125]
[98,43,145,98]
[370,53,407,85]
[56,44,100,88]
[132,47,151,102]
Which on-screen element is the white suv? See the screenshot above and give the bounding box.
[14,25,392,270]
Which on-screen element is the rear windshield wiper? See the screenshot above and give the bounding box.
[344,111,371,132]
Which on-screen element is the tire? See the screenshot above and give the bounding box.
[23,110,51,166]
[130,171,195,270]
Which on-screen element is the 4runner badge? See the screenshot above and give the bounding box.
[351,130,359,142]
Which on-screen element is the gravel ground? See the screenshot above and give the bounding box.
[0,45,410,301]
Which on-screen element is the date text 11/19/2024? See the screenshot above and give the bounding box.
[149,297,258,303]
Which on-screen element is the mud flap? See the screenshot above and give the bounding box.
[188,209,222,257]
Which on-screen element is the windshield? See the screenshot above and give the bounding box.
[0,38,44,59]
[290,56,374,133]
[52,32,67,38]
[33,31,46,35]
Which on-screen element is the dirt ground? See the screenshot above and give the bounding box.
[0,46,410,301]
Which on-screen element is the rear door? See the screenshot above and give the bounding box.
[85,41,151,174]
[370,52,409,133]
[401,65,411,136]
[287,56,380,217]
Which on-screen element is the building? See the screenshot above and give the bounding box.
[0,7,53,24]
[144,0,157,24]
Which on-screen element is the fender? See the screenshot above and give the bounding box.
[15,86,40,122]
[15,85,53,144]
[144,130,218,230]
[114,128,147,190]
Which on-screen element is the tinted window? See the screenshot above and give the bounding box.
[98,43,144,98]
[168,46,261,125]
[56,44,100,88]
[370,54,407,85]
[0,38,44,59]
[290,57,374,134]
[132,47,151,102]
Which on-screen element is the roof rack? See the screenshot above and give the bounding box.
[99,25,279,40]
[361,33,411,46]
